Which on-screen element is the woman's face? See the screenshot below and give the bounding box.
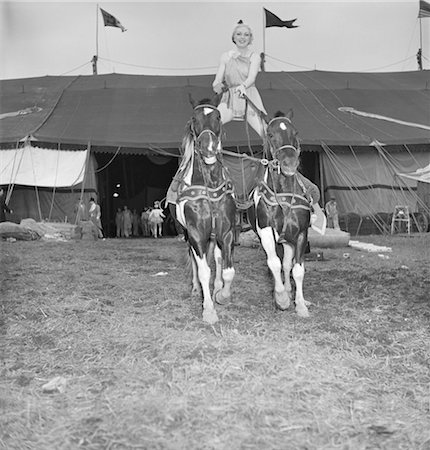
[233,26,252,47]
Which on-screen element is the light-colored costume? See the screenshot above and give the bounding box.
[149,206,166,238]
[122,208,132,238]
[325,199,340,230]
[217,50,266,121]
[89,201,103,238]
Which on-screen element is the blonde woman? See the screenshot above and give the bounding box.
[212,20,266,137]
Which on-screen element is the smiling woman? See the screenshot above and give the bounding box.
[212,20,267,138]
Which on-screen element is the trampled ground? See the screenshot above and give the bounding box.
[1,233,429,450]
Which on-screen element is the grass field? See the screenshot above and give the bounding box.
[1,233,429,450]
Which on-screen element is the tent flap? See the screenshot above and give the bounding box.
[0,146,88,187]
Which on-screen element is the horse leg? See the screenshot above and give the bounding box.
[213,244,235,305]
[282,244,294,302]
[259,227,290,310]
[213,244,223,298]
[189,249,201,298]
[292,263,309,317]
[191,248,218,325]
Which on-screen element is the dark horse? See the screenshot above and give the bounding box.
[250,109,312,317]
[174,96,236,324]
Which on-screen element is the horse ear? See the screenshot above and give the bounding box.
[188,93,197,108]
[286,109,294,120]
[211,91,223,107]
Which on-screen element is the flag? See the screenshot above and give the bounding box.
[418,0,430,18]
[100,8,127,32]
[264,8,298,28]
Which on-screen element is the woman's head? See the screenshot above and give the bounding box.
[232,20,253,46]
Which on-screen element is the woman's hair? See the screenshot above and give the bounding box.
[231,20,253,45]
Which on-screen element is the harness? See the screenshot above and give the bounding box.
[177,104,236,233]
[258,116,313,215]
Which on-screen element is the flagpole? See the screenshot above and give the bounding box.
[92,4,99,75]
[262,8,266,56]
[96,3,99,58]
[262,8,266,72]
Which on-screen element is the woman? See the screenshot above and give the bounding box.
[212,20,266,137]
[148,201,165,238]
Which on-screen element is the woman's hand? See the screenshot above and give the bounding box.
[213,83,225,94]
[235,84,246,97]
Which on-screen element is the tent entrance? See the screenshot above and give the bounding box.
[94,152,179,237]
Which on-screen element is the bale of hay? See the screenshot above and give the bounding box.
[43,222,81,240]
[79,221,98,241]
[0,221,41,241]
[308,228,350,248]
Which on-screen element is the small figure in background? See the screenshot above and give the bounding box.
[141,207,151,237]
[115,207,123,238]
[89,197,104,239]
[148,201,165,238]
[74,198,87,222]
[325,197,340,230]
[0,187,12,222]
[132,209,140,237]
[122,206,133,238]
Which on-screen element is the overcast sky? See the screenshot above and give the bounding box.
[0,0,428,80]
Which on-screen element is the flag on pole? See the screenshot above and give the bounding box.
[100,8,127,32]
[418,0,430,18]
[264,8,298,28]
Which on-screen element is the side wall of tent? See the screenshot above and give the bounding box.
[0,144,98,223]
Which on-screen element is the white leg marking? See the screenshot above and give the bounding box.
[282,244,294,298]
[213,245,223,297]
[258,226,290,310]
[191,248,218,324]
[292,263,309,318]
[190,252,200,298]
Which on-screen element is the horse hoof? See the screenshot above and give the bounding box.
[214,290,231,305]
[296,306,310,318]
[274,291,290,310]
[203,309,218,325]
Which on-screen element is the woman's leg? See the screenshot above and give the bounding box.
[217,103,234,124]
[246,112,267,139]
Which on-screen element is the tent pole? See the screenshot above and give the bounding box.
[318,149,325,206]
[76,142,91,225]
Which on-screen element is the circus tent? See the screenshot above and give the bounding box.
[0,71,429,234]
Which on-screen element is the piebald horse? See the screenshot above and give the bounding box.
[175,97,236,325]
[251,110,312,317]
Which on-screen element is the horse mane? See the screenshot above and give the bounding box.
[274,110,285,118]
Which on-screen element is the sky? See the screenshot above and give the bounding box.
[0,0,428,80]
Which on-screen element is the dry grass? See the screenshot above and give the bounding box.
[1,233,429,450]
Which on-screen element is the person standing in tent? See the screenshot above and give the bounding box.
[89,197,104,239]
[148,201,165,238]
[115,207,123,238]
[212,20,267,138]
[122,205,133,238]
[0,188,12,222]
[325,197,341,230]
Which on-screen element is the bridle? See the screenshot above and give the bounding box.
[191,104,222,154]
[260,115,311,211]
[266,116,301,160]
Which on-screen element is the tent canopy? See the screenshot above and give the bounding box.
[1,71,429,150]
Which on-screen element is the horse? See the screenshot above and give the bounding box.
[249,109,312,317]
[174,95,237,325]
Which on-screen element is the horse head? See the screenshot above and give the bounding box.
[188,94,223,164]
[266,109,301,176]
